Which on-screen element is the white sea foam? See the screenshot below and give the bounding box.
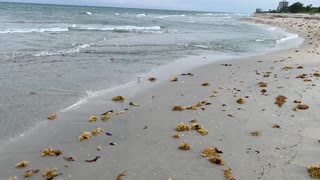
[256,39,265,42]
[0,27,68,34]
[193,44,209,49]
[277,34,299,44]
[155,14,185,19]
[137,14,146,17]
[86,12,92,15]
[34,43,91,57]
[68,25,162,31]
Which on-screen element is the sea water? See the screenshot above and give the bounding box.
[0,2,303,143]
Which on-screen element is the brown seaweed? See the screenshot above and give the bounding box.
[202,82,210,86]
[63,156,75,162]
[172,105,185,111]
[47,113,58,120]
[92,128,104,135]
[224,168,236,180]
[79,131,91,141]
[296,104,309,110]
[85,156,101,162]
[176,123,191,132]
[112,95,125,102]
[275,95,287,107]
[250,131,261,137]
[148,77,157,81]
[209,156,225,165]
[258,82,268,87]
[41,148,64,157]
[89,116,98,122]
[201,147,223,157]
[179,142,191,150]
[43,168,58,180]
[309,165,320,178]
[272,124,281,129]
[170,77,178,82]
[115,172,127,180]
[15,161,29,168]
[236,98,245,104]
[24,169,40,177]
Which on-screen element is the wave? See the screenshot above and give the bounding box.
[0,27,68,34]
[277,34,299,44]
[155,14,185,19]
[0,25,162,34]
[68,25,162,32]
[33,43,91,57]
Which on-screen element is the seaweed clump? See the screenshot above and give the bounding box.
[79,131,91,141]
[170,77,178,82]
[308,165,320,179]
[9,176,18,180]
[112,95,125,102]
[102,112,112,121]
[43,168,58,180]
[202,82,210,86]
[24,169,40,177]
[41,148,64,157]
[250,131,261,137]
[173,133,181,139]
[179,142,191,150]
[47,113,58,120]
[89,116,98,122]
[209,156,225,165]
[15,161,29,168]
[236,98,245,104]
[294,104,309,111]
[201,147,223,157]
[148,77,157,81]
[176,123,191,132]
[92,128,104,135]
[172,105,185,111]
[224,168,236,180]
[275,95,287,107]
[258,82,268,87]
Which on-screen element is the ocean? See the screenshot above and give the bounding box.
[0,2,303,144]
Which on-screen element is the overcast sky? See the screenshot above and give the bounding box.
[1,0,319,13]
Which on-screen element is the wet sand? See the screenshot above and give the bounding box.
[1,13,320,180]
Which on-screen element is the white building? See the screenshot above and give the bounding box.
[277,1,289,12]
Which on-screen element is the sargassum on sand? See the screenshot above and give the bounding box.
[308,164,320,179]
[15,161,29,168]
[112,95,125,102]
[92,128,104,135]
[209,156,225,165]
[43,168,58,180]
[179,142,191,150]
[201,147,223,157]
[275,95,287,107]
[24,169,40,177]
[224,168,236,180]
[89,116,98,122]
[41,148,64,157]
[79,131,91,141]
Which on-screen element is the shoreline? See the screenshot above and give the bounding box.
[1,14,320,180]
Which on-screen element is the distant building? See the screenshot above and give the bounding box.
[277,1,289,12]
[255,8,262,13]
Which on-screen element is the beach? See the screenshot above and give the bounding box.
[1,13,320,180]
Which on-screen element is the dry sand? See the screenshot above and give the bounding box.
[1,13,320,180]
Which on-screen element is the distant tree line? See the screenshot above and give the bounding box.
[280,2,320,13]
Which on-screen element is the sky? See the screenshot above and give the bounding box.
[1,0,320,13]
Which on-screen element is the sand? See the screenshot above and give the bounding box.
[1,13,320,180]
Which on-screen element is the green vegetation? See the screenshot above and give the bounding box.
[281,2,320,13]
